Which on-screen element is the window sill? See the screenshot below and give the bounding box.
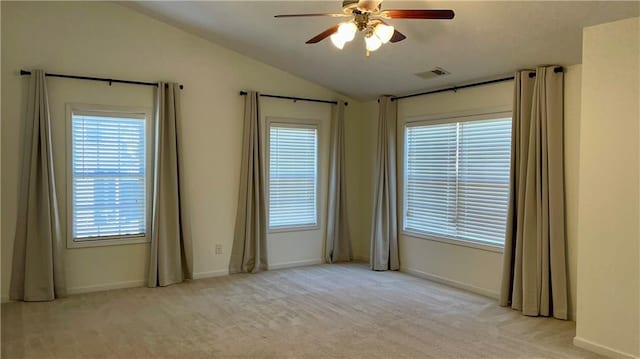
[268,224,320,234]
[67,235,149,249]
[400,230,504,253]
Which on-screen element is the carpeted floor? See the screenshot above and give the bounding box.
[1,263,598,358]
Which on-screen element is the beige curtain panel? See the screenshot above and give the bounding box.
[10,70,67,301]
[229,91,268,273]
[148,82,193,287]
[370,96,399,271]
[325,101,352,263]
[500,67,568,319]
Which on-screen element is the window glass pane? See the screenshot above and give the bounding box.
[404,117,512,246]
[405,123,458,237]
[269,125,318,228]
[72,114,146,240]
[457,119,512,245]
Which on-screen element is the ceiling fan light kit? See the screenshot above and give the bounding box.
[275,0,455,57]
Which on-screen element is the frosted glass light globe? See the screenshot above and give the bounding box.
[338,22,357,42]
[374,24,394,44]
[330,33,347,49]
[365,34,382,52]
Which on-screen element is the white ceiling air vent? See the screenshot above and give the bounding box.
[415,67,451,80]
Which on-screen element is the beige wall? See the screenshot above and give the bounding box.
[0,1,359,300]
[344,100,377,261]
[574,17,640,358]
[350,66,583,318]
[564,64,582,322]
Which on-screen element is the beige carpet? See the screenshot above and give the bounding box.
[1,263,598,358]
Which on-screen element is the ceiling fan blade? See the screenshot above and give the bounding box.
[306,24,340,44]
[379,9,455,20]
[389,29,407,43]
[357,0,383,12]
[275,13,348,18]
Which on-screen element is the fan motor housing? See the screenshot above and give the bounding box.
[342,1,359,12]
[342,0,381,14]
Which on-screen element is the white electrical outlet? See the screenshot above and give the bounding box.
[215,244,223,255]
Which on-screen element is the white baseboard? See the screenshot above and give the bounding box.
[401,266,500,299]
[193,269,229,279]
[268,258,323,270]
[353,255,370,263]
[67,279,146,295]
[2,259,357,300]
[7,271,230,300]
[574,336,639,359]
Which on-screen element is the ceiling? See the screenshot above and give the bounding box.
[126,1,639,101]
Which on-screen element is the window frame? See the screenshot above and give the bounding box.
[66,103,153,249]
[266,117,320,233]
[400,107,512,253]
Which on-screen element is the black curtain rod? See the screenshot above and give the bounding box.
[239,91,348,106]
[391,66,563,102]
[19,70,184,90]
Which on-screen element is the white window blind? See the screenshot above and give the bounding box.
[269,125,318,229]
[71,113,146,240]
[404,117,512,246]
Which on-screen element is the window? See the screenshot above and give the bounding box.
[268,124,318,230]
[68,105,149,247]
[403,116,512,247]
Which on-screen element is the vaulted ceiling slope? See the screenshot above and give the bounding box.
[126,1,639,101]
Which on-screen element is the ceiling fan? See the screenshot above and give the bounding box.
[274,0,455,56]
